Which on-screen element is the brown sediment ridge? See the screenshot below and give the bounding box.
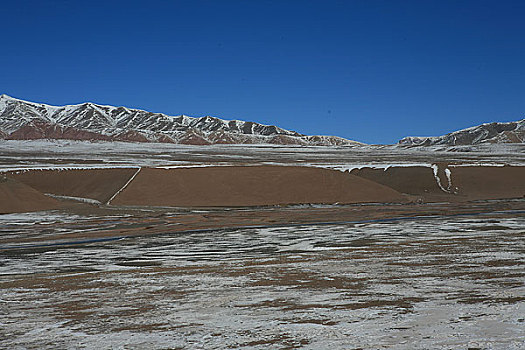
[0,176,63,214]
[2,165,524,214]
[7,168,138,203]
[351,165,525,201]
[110,166,408,207]
[351,166,443,196]
[451,166,525,200]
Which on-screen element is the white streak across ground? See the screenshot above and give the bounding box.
[106,167,141,205]
[44,194,101,205]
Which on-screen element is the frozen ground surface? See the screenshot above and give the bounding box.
[1,140,524,349]
[1,213,524,349]
[0,140,524,171]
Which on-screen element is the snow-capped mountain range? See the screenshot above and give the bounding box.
[399,119,525,145]
[0,95,359,146]
[2,94,521,146]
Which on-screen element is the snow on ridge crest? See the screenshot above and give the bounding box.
[0,95,296,135]
[399,119,525,145]
[0,95,359,145]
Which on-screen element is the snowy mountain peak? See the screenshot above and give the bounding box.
[0,94,16,100]
[399,119,525,145]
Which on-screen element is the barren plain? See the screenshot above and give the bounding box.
[1,140,524,349]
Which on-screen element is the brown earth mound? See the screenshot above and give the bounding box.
[7,168,138,203]
[0,176,63,214]
[352,165,525,201]
[451,166,525,200]
[111,166,408,207]
[351,167,443,196]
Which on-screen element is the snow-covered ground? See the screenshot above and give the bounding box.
[1,214,523,349]
[1,140,524,349]
[1,140,524,171]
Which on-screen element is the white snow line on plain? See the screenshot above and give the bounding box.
[45,194,101,205]
[308,163,434,173]
[157,164,228,169]
[0,165,139,173]
[448,163,507,168]
[106,167,142,205]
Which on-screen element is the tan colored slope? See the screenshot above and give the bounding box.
[451,166,525,200]
[352,165,525,201]
[111,166,408,207]
[351,167,443,196]
[8,168,138,203]
[0,177,63,214]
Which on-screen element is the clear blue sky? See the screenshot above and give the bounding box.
[1,0,524,144]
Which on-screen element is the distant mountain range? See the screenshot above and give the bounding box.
[1,95,522,146]
[399,119,524,145]
[0,95,359,146]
